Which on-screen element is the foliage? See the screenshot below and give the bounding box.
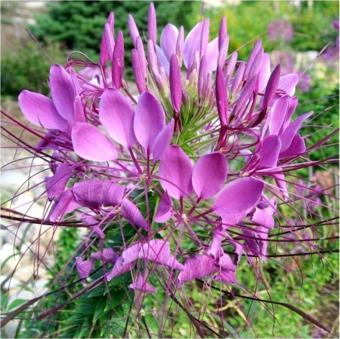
[207,1,338,59]
[1,41,65,97]
[296,67,339,161]
[30,0,200,60]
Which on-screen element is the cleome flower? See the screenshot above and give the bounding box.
[16,3,315,298]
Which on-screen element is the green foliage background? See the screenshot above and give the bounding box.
[30,0,200,60]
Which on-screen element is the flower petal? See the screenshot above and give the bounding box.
[170,55,182,112]
[160,24,179,61]
[139,239,183,270]
[280,112,312,151]
[121,199,149,230]
[99,13,115,66]
[155,44,170,74]
[129,273,156,293]
[18,90,68,131]
[213,178,264,225]
[99,89,136,148]
[50,64,76,123]
[279,134,306,158]
[216,66,228,126]
[148,3,157,44]
[183,21,203,69]
[257,135,281,169]
[206,38,219,72]
[105,256,134,281]
[279,73,299,96]
[73,179,125,207]
[71,123,117,161]
[269,96,290,135]
[128,14,140,46]
[154,191,173,223]
[178,254,216,284]
[112,31,125,89]
[134,92,165,151]
[192,153,228,199]
[159,145,193,199]
[76,257,93,279]
[152,119,174,161]
[45,163,73,200]
[48,189,79,222]
[252,205,275,229]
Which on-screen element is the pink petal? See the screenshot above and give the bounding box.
[216,66,228,126]
[73,179,125,207]
[280,112,312,151]
[18,90,68,131]
[226,51,238,77]
[148,3,157,44]
[136,37,147,79]
[273,169,289,201]
[132,49,146,93]
[129,273,156,294]
[121,199,149,231]
[206,38,219,72]
[76,257,93,279]
[199,18,210,56]
[91,248,117,263]
[192,153,228,199]
[112,31,125,89]
[160,24,179,61]
[207,226,225,258]
[257,135,281,169]
[155,44,170,74]
[128,14,140,46]
[139,239,183,270]
[48,189,79,222]
[198,55,208,97]
[154,191,173,223]
[73,96,86,124]
[99,89,136,148]
[105,256,134,281]
[152,119,174,161]
[258,53,271,92]
[213,178,264,225]
[218,253,235,271]
[71,123,117,162]
[183,21,203,69]
[178,254,216,284]
[279,73,299,96]
[99,13,115,66]
[45,163,73,200]
[262,65,280,110]
[245,40,263,79]
[215,270,237,284]
[122,243,142,264]
[158,145,193,199]
[134,92,165,151]
[269,96,290,135]
[176,26,184,61]
[50,64,75,123]
[170,55,182,112]
[218,17,227,50]
[279,134,306,158]
[217,36,229,68]
[252,206,275,229]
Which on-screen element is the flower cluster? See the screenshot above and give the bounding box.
[18,4,312,295]
[268,19,294,43]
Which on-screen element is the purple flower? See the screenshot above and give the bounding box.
[268,19,294,42]
[14,2,320,303]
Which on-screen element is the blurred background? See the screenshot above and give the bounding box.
[1,1,338,338]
